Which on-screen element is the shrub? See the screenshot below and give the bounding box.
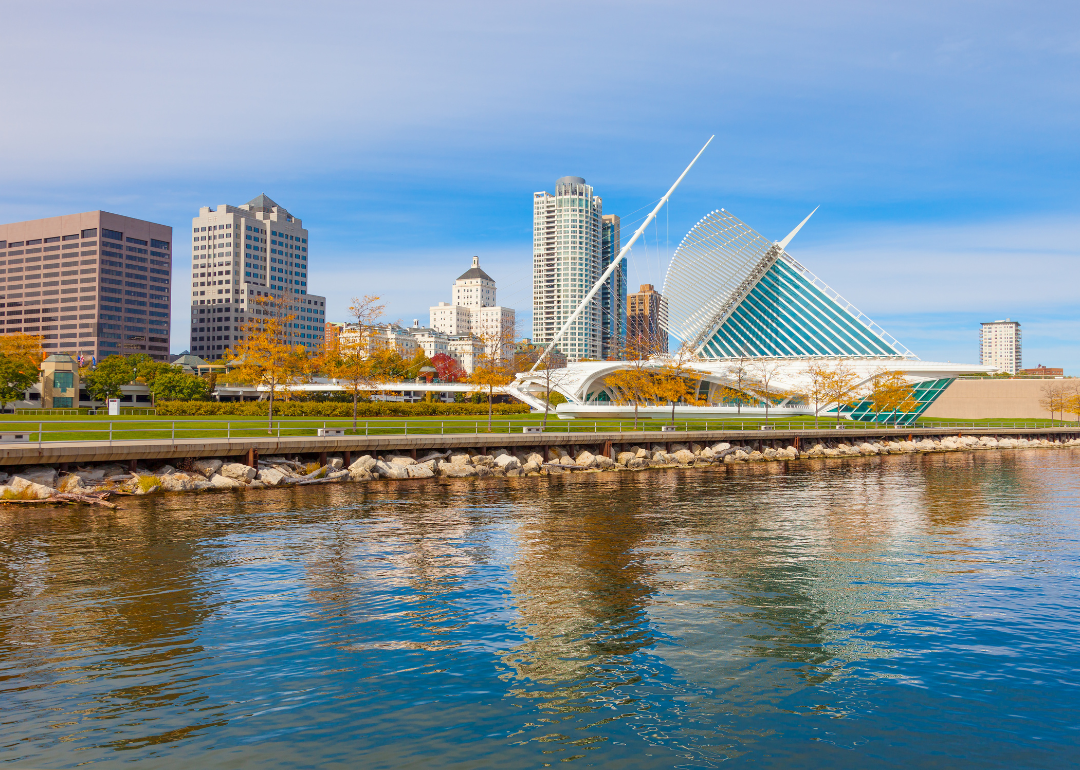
[136,475,162,494]
[155,401,532,417]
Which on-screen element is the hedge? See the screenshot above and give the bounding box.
[156,401,532,417]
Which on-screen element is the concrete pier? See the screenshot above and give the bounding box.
[2,426,1078,467]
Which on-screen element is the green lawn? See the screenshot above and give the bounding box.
[0,412,1068,443]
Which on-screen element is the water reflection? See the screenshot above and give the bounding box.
[0,450,1078,768]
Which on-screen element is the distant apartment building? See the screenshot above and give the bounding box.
[628,283,667,355]
[0,211,173,361]
[600,214,626,359]
[429,256,515,360]
[1018,365,1062,377]
[188,194,325,361]
[325,321,344,353]
[980,319,1021,374]
[337,320,484,374]
[532,176,604,362]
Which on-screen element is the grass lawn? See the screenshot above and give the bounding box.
[0,412,1070,443]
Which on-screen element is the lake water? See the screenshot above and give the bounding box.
[2,450,1079,768]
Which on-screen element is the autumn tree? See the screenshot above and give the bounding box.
[226,292,308,431]
[517,348,574,428]
[819,359,866,425]
[603,368,655,430]
[867,369,919,426]
[1040,383,1067,423]
[431,352,466,383]
[0,333,43,410]
[652,343,705,426]
[718,355,756,414]
[468,317,518,431]
[321,294,384,428]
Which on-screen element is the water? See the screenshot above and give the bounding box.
[2,451,1079,768]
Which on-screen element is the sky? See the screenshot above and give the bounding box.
[2,0,1079,370]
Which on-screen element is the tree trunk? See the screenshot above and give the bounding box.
[352,387,358,429]
[487,385,493,431]
[670,400,675,427]
[268,385,274,433]
[634,401,639,430]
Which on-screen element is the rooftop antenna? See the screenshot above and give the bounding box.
[530,136,714,372]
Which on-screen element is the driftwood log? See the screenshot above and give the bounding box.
[0,491,118,509]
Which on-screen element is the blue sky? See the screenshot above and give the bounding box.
[2,1,1079,369]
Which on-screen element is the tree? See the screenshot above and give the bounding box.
[652,344,705,426]
[518,349,574,428]
[431,353,466,383]
[804,362,833,428]
[0,355,39,410]
[0,332,44,369]
[721,356,755,414]
[83,354,135,402]
[867,369,919,426]
[469,317,518,431]
[1040,383,1067,423]
[819,359,865,425]
[323,295,386,427]
[150,368,211,401]
[603,368,655,430]
[747,359,788,421]
[226,292,308,432]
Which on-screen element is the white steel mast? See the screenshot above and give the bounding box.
[529,136,714,372]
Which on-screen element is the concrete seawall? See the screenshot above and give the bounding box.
[3,426,1079,468]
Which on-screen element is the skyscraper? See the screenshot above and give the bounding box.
[628,283,667,355]
[532,176,603,362]
[980,319,1022,373]
[429,256,516,360]
[0,211,172,361]
[188,194,326,361]
[600,214,625,359]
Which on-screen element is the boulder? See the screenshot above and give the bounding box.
[448,452,472,466]
[327,456,344,470]
[349,455,377,473]
[522,460,541,474]
[407,464,435,479]
[475,465,495,478]
[156,465,177,476]
[559,455,577,466]
[471,455,495,467]
[388,456,416,466]
[494,454,521,471]
[575,451,597,469]
[57,474,85,493]
[594,455,615,470]
[351,468,374,481]
[7,477,56,499]
[210,474,242,489]
[418,451,450,464]
[617,451,637,465]
[526,452,545,466]
[762,448,778,460]
[628,457,648,470]
[193,459,223,478]
[159,473,198,492]
[74,468,107,483]
[440,464,478,478]
[18,466,57,488]
[711,442,731,453]
[256,467,288,486]
[673,449,696,465]
[221,462,257,482]
[374,460,410,479]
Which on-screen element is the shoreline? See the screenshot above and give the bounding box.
[0,433,1076,507]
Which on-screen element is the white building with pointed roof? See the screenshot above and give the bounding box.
[430,256,515,361]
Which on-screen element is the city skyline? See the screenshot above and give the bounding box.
[2,2,1080,371]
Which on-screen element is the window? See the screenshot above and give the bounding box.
[53,371,74,390]
[26,239,41,245]
[102,229,123,240]
[44,236,60,244]
[150,239,169,249]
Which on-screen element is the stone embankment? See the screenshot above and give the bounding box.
[0,433,1077,505]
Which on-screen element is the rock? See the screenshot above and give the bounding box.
[494,454,521,471]
[388,456,416,466]
[418,451,449,463]
[160,473,198,492]
[349,455,377,473]
[522,460,541,474]
[156,465,177,476]
[18,466,57,488]
[506,468,523,477]
[221,462,256,482]
[210,474,242,489]
[190,478,213,491]
[257,467,288,486]
[711,442,731,453]
[448,452,471,466]
[7,477,56,499]
[762,448,778,459]
[492,448,510,459]
[193,459,223,478]
[326,456,344,469]
[628,457,648,469]
[441,464,478,478]
[374,460,410,479]
[471,455,495,467]
[617,451,637,465]
[407,464,435,479]
[526,452,545,466]
[74,468,106,482]
[57,474,85,493]
[475,465,494,478]
[673,449,696,465]
[248,480,265,489]
[594,455,615,470]
[575,451,597,469]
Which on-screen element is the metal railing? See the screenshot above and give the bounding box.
[0,416,1074,446]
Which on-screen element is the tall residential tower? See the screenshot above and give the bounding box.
[0,211,172,361]
[532,177,603,362]
[980,319,1022,373]
[188,194,326,361]
[600,214,625,358]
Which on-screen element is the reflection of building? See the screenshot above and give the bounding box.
[188,194,327,361]
[515,208,996,424]
[981,320,1022,374]
[0,210,173,361]
[601,214,626,359]
[628,283,667,354]
[532,177,604,362]
[429,256,515,360]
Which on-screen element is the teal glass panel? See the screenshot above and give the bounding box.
[53,397,73,408]
[701,260,900,358]
[53,371,74,391]
[836,377,954,426]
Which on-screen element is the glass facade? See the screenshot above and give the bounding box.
[839,377,954,426]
